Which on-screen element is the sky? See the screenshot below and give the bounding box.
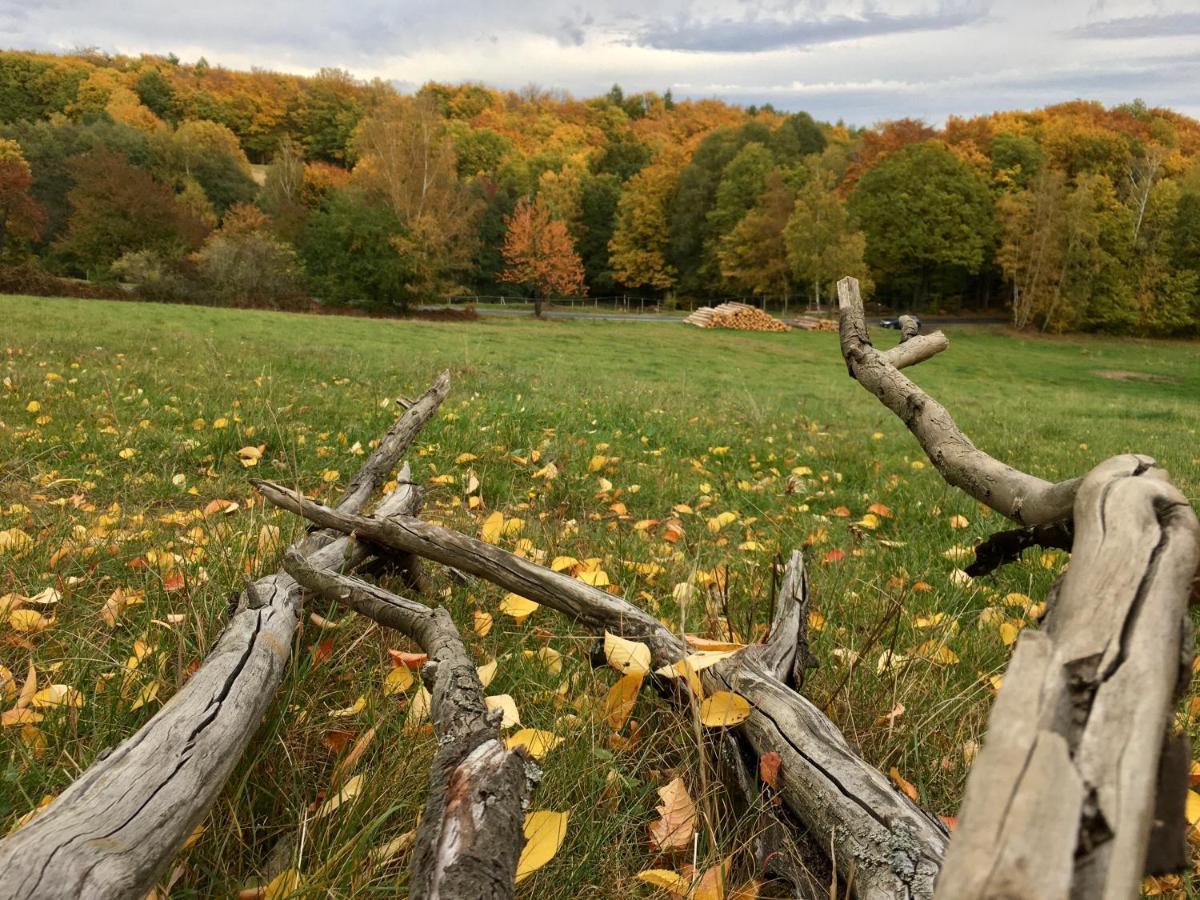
[3,0,1199,126]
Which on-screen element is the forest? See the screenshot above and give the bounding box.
[1,48,1199,335]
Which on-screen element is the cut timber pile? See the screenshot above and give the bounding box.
[684,301,791,332]
[787,315,839,332]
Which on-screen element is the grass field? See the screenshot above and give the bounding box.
[2,294,1198,897]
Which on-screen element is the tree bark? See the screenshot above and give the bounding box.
[0,375,451,900]
[934,458,1200,899]
[255,484,951,898]
[283,551,536,900]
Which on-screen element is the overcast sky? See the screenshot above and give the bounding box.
[4,0,1198,125]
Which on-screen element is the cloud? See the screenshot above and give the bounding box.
[1068,12,1200,39]
[637,3,988,52]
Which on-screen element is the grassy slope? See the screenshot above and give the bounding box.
[2,294,1198,896]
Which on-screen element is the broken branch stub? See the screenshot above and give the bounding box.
[836,276,1083,526]
[0,376,450,900]
[283,551,535,900]
[935,457,1200,899]
[255,483,950,898]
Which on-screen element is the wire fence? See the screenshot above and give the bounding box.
[439,294,830,316]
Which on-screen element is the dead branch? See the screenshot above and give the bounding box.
[882,331,949,370]
[837,277,1084,526]
[283,550,535,900]
[0,375,450,900]
[935,458,1200,899]
[256,483,950,898]
[963,521,1073,578]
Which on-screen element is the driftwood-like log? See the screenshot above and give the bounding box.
[0,375,450,900]
[882,331,949,371]
[255,483,950,898]
[837,277,1082,526]
[283,550,535,899]
[935,458,1200,900]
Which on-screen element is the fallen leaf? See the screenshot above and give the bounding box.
[515,811,569,883]
[604,671,644,731]
[699,691,751,728]
[759,751,782,790]
[636,869,691,894]
[889,766,919,801]
[383,666,414,696]
[331,695,367,718]
[648,777,696,852]
[499,593,539,624]
[603,632,651,675]
[315,773,363,819]
[387,650,428,670]
[485,694,521,729]
[505,728,563,759]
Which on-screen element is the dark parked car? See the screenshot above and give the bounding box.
[879,316,922,331]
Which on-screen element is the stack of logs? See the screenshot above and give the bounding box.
[787,315,839,332]
[683,301,792,332]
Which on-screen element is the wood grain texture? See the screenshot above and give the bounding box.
[837,276,1084,526]
[282,552,534,900]
[935,457,1200,900]
[256,485,950,898]
[0,377,450,900]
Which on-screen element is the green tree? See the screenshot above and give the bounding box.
[296,68,364,163]
[260,137,307,241]
[133,67,176,122]
[193,203,303,307]
[300,188,412,308]
[769,112,826,161]
[849,141,996,306]
[784,172,872,309]
[717,169,795,305]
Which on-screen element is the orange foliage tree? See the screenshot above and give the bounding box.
[499,196,585,316]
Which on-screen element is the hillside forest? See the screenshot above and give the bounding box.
[1,49,1199,334]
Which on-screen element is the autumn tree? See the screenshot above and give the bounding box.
[53,148,210,275]
[0,138,44,259]
[784,171,871,309]
[499,195,585,317]
[193,202,303,307]
[351,93,480,303]
[609,159,678,294]
[717,169,795,306]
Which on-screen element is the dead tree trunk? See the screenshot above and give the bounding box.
[836,277,1200,899]
[283,550,536,899]
[0,374,451,900]
[256,482,950,899]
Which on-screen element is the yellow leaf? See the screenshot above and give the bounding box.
[999,621,1022,646]
[455,452,478,464]
[706,511,738,533]
[1187,790,1200,826]
[404,687,431,734]
[949,515,970,529]
[1,708,43,727]
[118,447,137,460]
[31,685,84,708]
[383,666,414,696]
[263,868,302,899]
[499,593,539,624]
[550,556,578,572]
[588,455,609,473]
[316,773,363,819]
[636,869,691,894]
[476,658,498,688]
[699,691,751,728]
[576,568,609,587]
[25,400,40,413]
[655,650,738,680]
[603,632,651,675]
[322,468,340,483]
[604,671,644,731]
[515,811,569,883]
[10,609,52,633]
[856,513,880,530]
[331,695,366,717]
[485,694,521,729]
[0,528,33,557]
[738,541,764,551]
[474,610,494,637]
[129,681,159,710]
[481,511,505,543]
[914,640,960,665]
[505,728,563,760]
[889,766,919,801]
[236,445,264,468]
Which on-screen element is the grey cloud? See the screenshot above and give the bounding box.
[637,3,988,52]
[1068,12,1200,39]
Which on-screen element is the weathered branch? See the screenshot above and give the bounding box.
[256,483,949,898]
[882,331,949,370]
[0,377,449,900]
[759,550,816,690]
[965,521,1074,578]
[837,277,1086,526]
[283,550,535,899]
[934,459,1200,898]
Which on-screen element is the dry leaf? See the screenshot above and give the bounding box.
[505,728,563,760]
[485,694,521,729]
[604,671,644,731]
[648,777,696,852]
[699,691,751,728]
[603,631,651,675]
[515,810,569,883]
[499,593,539,624]
[889,766,919,801]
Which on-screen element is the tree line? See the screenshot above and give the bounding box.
[1,48,1198,334]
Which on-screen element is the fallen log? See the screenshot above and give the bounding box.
[256,482,950,898]
[0,374,451,900]
[835,277,1200,898]
[283,549,536,900]
[837,278,1080,526]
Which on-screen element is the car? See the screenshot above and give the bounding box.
[879,316,922,331]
